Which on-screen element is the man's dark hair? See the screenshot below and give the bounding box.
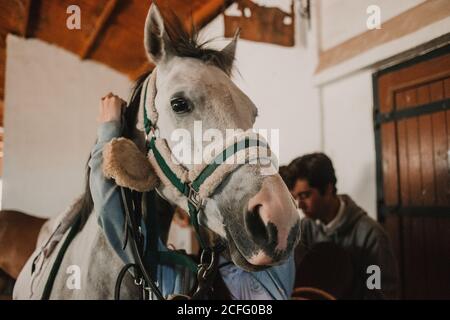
[288,153,337,195]
[279,165,295,190]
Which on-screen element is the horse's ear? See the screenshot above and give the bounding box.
[144,4,173,64]
[220,29,240,74]
[102,138,159,192]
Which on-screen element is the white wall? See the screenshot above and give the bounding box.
[202,2,322,165]
[320,0,426,50]
[318,1,449,220]
[2,35,131,218]
[322,70,377,218]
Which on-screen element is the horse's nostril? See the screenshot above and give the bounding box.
[245,205,269,246]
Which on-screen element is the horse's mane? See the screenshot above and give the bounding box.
[77,11,231,231]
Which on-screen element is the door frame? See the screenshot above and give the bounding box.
[372,44,450,223]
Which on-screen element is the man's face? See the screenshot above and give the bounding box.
[291,179,327,220]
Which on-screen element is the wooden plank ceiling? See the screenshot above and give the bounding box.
[0,0,233,128]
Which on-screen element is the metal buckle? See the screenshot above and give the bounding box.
[187,185,203,210]
[194,249,216,297]
[200,250,215,271]
[143,281,158,300]
[197,249,216,281]
[145,126,159,151]
[150,126,160,138]
[134,277,143,286]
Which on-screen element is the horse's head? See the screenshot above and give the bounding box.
[106,4,301,271]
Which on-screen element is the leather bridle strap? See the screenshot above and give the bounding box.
[116,187,164,300]
[115,188,201,300]
[148,135,268,249]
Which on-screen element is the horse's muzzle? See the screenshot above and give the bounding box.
[245,174,301,265]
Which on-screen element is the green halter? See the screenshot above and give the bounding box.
[141,71,272,250]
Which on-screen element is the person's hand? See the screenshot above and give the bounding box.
[97,92,126,123]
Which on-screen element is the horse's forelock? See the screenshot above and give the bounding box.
[162,9,235,75]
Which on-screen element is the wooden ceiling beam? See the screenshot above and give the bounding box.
[129,62,155,81]
[79,0,119,60]
[23,0,41,38]
[0,99,3,128]
[20,0,32,37]
[191,0,234,31]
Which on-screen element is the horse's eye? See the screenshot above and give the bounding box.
[170,97,192,114]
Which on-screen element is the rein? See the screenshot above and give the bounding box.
[114,187,224,300]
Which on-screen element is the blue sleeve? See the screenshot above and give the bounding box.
[219,254,295,300]
[88,122,191,297]
[88,121,137,264]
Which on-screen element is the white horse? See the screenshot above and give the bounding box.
[13,4,300,299]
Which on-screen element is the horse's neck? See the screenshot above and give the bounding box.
[62,211,140,299]
[15,192,174,300]
[55,193,176,300]
[76,213,139,299]
[13,211,137,300]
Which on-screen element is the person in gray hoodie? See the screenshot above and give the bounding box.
[282,153,398,299]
